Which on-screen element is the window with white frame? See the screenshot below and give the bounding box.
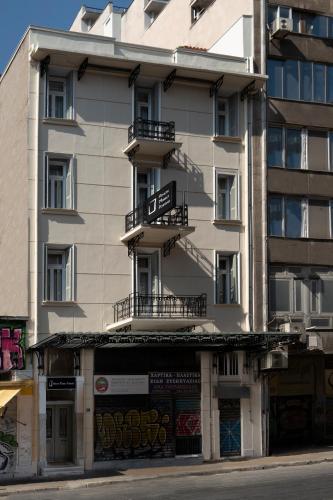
[269,266,333,319]
[45,72,74,120]
[44,246,75,302]
[219,352,239,376]
[268,196,307,238]
[215,94,239,137]
[44,156,75,210]
[268,5,333,39]
[215,171,239,220]
[268,126,333,171]
[216,253,239,304]
[267,58,333,104]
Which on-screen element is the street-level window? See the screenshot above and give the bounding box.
[216,172,238,220]
[44,246,75,302]
[215,94,239,137]
[219,352,239,376]
[216,253,239,305]
[44,156,74,210]
[46,72,74,119]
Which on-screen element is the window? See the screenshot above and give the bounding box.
[215,171,238,220]
[44,155,75,210]
[308,200,330,239]
[268,126,333,172]
[269,266,333,322]
[44,246,75,302]
[46,72,74,120]
[268,59,333,104]
[216,253,239,304]
[215,94,239,137]
[219,352,239,376]
[268,196,306,238]
[268,6,333,40]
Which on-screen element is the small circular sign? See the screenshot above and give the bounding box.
[95,376,109,393]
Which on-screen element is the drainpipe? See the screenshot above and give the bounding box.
[247,96,254,333]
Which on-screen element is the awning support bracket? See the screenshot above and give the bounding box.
[128,231,144,257]
[163,233,181,257]
[163,69,177,92]
[209,75,224,97]
[127,144,140,162]
[40,55,50,78]
[129,64,141,88]
[78,57,89,81]
[163,148,175,169]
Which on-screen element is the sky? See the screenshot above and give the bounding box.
[0,0,131,73]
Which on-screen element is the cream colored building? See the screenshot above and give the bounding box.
[0,3,294,477]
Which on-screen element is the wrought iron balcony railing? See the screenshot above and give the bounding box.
[128,118,175,143]
[125,204,188,233]
[113,293,207,323]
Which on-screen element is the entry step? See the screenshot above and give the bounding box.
[41,464,84,477]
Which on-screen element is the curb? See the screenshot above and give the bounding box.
[1,456,333,496]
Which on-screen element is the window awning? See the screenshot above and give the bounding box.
[0,388,21,417]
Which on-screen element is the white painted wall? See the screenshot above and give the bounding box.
[209,16,253,59]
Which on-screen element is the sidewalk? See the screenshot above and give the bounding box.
[1,449,333,497]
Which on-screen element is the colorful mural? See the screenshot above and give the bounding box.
[0,326,25,371]
[0,399,18,473]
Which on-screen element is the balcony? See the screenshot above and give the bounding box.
[123,118,182,159]
[122,204,195,252]
[107,293,208,332]
[190,0,214,8]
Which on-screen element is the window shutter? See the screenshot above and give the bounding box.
[65,160,74,209]
[44,155,49,208]
[66,72,74,120]
[44,69,49,118]
[65,246,74,301]
[230,254,238,303]
[43,244,48,301]
[229,176,237,220]
[228,93,239,137]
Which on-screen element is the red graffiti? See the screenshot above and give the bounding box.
[176,412,201,437]
[0,329,24,371]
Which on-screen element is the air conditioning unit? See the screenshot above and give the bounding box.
[260,350,288,370]
[271,17,293,38]
[279,321,304,333]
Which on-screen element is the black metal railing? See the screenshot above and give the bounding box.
[125,204,188,232]
[113,293,207,323]
[128,118,175,143]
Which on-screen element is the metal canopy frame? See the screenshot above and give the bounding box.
[30,332,300,351]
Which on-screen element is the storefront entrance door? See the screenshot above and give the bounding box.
[219,399,241,456]
[46,404,73,463]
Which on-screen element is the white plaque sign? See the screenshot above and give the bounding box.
[94,375,149,395]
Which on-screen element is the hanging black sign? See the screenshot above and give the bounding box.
[145,181,177,224]
[47,377,76,390]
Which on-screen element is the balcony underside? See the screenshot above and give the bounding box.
[121,223,195,247]
[106,316,209,332]
[144,0,169,15]
[123,138,182,158]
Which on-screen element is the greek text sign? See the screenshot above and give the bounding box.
[94,375,149,395]
[149,372,201,394]
[146,181,176,224]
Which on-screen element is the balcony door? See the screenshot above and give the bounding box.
[135,251,160,316]
[135,88,153,121]
[136,168,160,207]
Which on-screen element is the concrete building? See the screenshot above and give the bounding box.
[115,0,333,452]
[0,2,299,477]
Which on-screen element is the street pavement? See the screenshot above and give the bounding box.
[6,462,333,500]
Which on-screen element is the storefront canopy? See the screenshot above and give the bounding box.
[0,388,21,417]
[30,332,300,352]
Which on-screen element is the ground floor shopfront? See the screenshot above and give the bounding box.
[31,332,298,474]
[269,349,333,453]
